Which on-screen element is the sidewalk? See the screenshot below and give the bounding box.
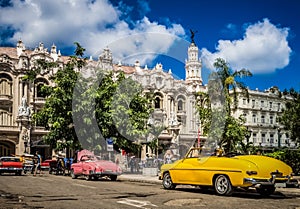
[118,173,161,184]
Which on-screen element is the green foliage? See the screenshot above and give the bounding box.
[22,59,58,82]
[221,116,247,153]
[32,43,87,151]
[33,59,81,151]
[93,71,152,152]
[195,92,211,136]
[32,42,152,153]
[213,58,252,111]
[278,88,300,144]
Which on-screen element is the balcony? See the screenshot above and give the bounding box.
[32,126,49,135]
[32,97,46,107]
[0,125,19,133]
[0,94,13,105]
[176,110,186,116]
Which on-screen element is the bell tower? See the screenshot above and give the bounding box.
[185,42,202,85]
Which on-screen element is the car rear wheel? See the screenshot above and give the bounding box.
[256,186,275,196]
[110,175,117,181]
[214,175,233,195]
[70,169,77,179]
[162,172,176,190]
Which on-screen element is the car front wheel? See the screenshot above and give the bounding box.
[162,172,176,190]
[85,174,92,181]
[214,175,233,195]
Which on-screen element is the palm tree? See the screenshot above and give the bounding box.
[213,58,252,153]
[214,58,252,112]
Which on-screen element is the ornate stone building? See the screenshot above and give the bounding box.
[0,40,67,159]
[0,39,295,160]
[231,88,296,149]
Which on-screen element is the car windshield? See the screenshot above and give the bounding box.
[81,155,96,161]
[1,158,20,162]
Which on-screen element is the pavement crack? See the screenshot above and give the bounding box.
[115,192,157,199]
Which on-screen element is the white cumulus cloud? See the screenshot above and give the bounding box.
[201,19,291,74]
[0,0,185,65]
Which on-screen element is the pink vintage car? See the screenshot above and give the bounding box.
[71,150,122,181]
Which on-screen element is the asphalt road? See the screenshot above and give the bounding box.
[0,173,300,209]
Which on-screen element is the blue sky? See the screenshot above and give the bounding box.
[0,0,299,91]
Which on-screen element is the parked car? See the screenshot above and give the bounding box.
[159,147,298,196]
[0,156,23,175]
[71,150,122,181]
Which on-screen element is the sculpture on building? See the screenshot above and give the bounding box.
[190,29,198,43]
[18,97,31,117]
[168,112,178,126]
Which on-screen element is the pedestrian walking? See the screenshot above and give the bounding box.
[33,151,42,176]
[129,156,136,173]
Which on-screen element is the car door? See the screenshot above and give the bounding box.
[171,149,205,184]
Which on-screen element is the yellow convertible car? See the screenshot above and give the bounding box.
[159,147,298,196]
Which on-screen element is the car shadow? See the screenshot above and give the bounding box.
[174,186,300,199]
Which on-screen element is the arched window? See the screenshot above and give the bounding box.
[0,73,13,96]
[35,78,49,98]
[154,93,163,109]
[177,95,186,111]
[155,97,161,109]
[178,100,183,111]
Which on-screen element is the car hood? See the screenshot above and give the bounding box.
[234,155,293,178]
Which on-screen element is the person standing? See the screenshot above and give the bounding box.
[164,150,173,164]
[33,151,42,176]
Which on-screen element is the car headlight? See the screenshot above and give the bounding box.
[246,170,258,175]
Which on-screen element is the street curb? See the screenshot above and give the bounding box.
[118,175,161,185]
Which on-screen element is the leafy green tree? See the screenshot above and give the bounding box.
[32,42,152,154]
[95,71,152,153]
[33,43,86,151]
[195,92,211,136]
[72,64,153,154]
[279,88,300,145]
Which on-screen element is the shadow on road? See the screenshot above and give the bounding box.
[175,187,300,200]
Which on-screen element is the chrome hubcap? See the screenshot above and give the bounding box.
[216,176,228,194]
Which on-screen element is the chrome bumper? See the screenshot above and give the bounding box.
[244,177,299,188]
[90,170,121,176]
[0,167,23,172]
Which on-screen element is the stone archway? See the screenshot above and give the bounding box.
[0,140,16,156]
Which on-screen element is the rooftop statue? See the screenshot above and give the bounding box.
[190,29,198,43]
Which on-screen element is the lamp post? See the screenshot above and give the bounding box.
[277,128,281,148]
[196,120,201,147]
[245,127,252,144]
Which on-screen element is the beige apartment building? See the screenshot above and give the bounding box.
[0,39,294,160]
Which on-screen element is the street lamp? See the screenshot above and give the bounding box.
[245,127,252,144]
[277,128,281,148]
[23,134,28,153]
[196,120,201,147]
